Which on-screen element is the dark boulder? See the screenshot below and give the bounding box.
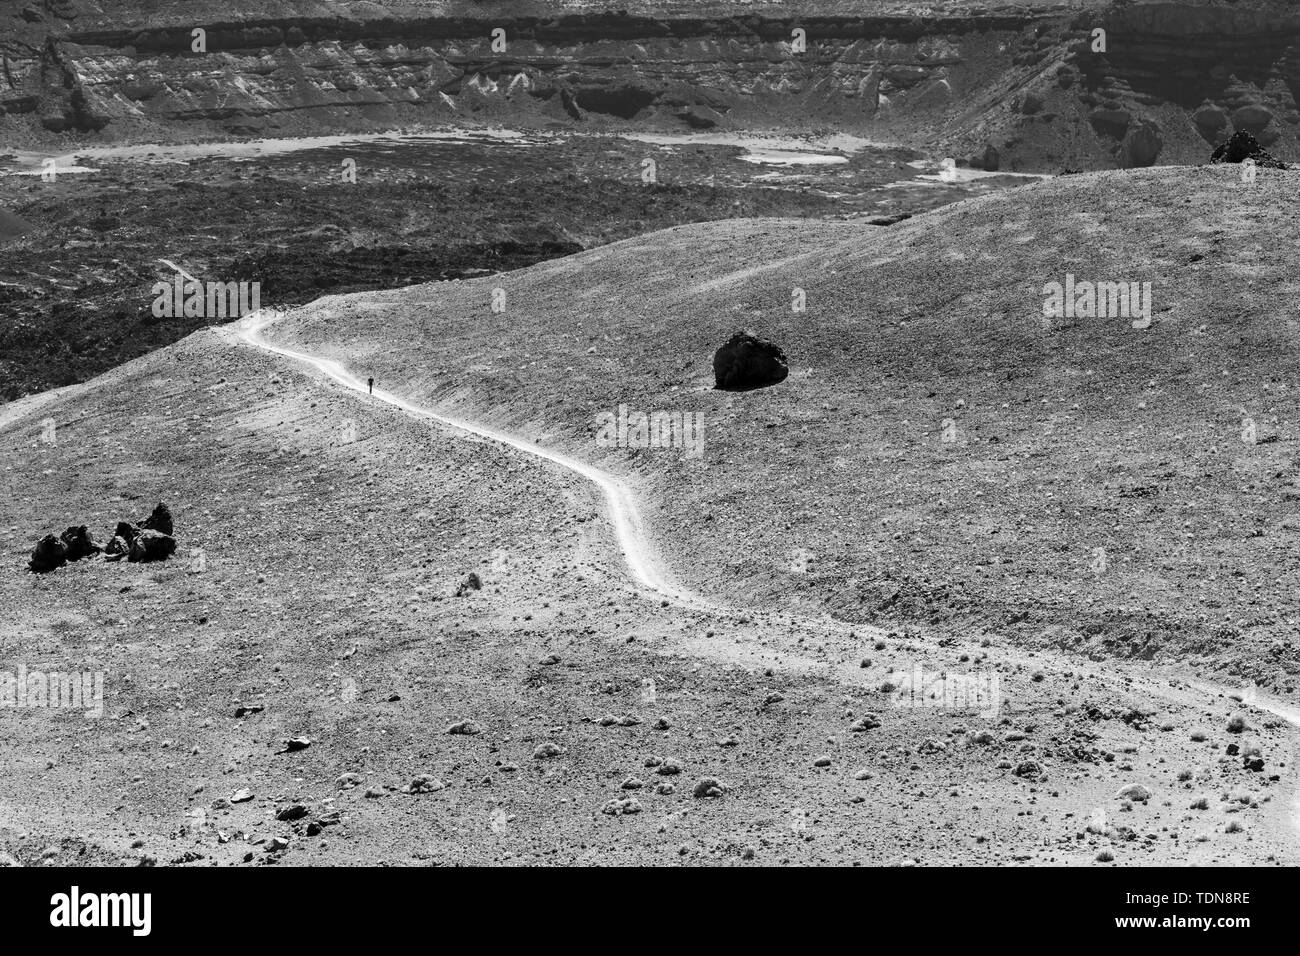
[141,502,173,537]
[59,525,102,561]
[1210,129,1288,169]
[29,534,68,573]
[128,529,177,563]
[713,331,789,391]
[113,521,140,545]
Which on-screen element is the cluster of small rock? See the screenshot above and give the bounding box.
[28,503,177,573]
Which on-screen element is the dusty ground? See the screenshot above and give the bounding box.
[1,165,1298,866]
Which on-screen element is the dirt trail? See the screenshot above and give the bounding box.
[231,310,710,611]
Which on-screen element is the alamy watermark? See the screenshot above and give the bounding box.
[594,404,704,458]
[0,664,104,718]
[151,277,261,319]
[888,663,1000,719]
[1042,273,1152,328]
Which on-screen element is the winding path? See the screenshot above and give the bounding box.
[232,310,710,611]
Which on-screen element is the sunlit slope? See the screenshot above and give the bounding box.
[271,164,1300,688]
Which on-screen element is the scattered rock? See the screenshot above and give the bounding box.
[275,804,309,821]
[336,772,364,789]
[656,758,683,776]
[1116,784,1151,802]
[1243,746,1265,773]
[600,796,642,816]
[446,720,481,735]
[280,737,311,753]
[693,777,724,798]
[621,777,644,790]
[455,572,482,596]
[230,788,254,803]
[533,742,566,759]
[407,775,445,793]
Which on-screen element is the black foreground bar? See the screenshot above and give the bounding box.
[0,865,1283,942]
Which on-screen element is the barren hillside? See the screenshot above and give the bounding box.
[2,165,1298,867]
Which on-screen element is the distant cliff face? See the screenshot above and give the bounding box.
[3,0,1300,171]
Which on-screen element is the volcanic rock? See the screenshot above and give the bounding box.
[112,521,140,545]
[1210,130,1288,169]
[28,534,68,573]
[59,525,102,561]
[712,331,789,391]
[127,529,176,563]
[141,503,173,537]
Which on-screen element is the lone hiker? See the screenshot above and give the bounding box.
[368,377,374,395]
